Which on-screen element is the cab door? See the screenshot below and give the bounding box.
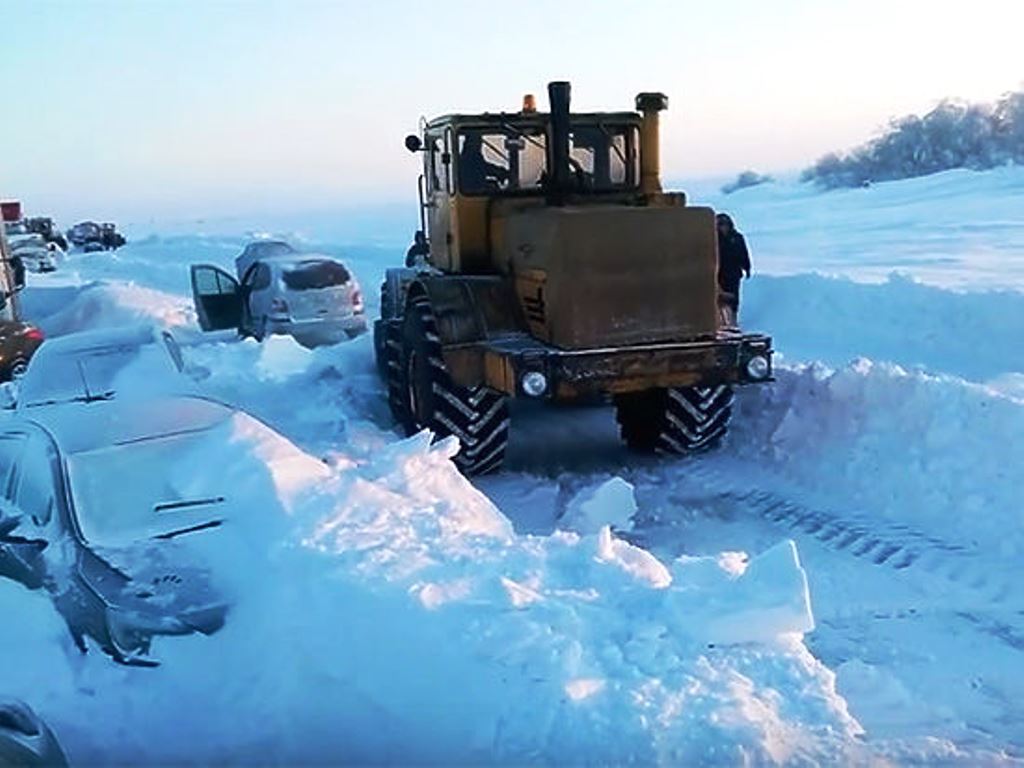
[190,265,242,332]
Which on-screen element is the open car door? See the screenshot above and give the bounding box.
[190,265,242,332]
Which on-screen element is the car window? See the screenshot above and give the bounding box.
[0,434,26,500]
[194,268,235,295]
[281,260,351,291]
[253,264,272,290]
[13,433,57,527]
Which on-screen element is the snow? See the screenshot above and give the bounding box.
[2,166,1024,764]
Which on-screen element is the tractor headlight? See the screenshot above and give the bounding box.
[746,355,770,380]
[521,371,548,397]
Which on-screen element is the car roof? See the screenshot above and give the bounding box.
[13,394,236,456]
[234,241,343,276]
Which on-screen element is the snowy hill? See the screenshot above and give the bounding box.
[3,167,1023,765]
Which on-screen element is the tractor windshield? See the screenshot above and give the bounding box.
[457,128,547,195]
[456,121,639,196]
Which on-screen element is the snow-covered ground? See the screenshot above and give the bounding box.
[3,167,1023,765]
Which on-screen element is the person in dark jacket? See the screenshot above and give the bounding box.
[405,230,429,267]
[458,133,509,193]
[715,212,751,313]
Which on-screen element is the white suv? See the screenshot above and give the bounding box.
[190,241,367,347]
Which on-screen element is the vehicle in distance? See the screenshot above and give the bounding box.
[0,328,233,665]
[7,233,58,273]
[191,240,367,348]
[376,81,774,474]
[66,221,126,252]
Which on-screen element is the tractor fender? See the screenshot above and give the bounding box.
[405,275,526,388]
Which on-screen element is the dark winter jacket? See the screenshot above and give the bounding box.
[717,230,751,292]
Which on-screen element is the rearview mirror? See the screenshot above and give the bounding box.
[405,135,423,153]
[0,381,18,410]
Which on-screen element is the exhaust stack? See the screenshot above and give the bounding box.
[547,81,572,205]
[636,92,669,195]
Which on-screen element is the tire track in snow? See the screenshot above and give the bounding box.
[652,461,1018,610]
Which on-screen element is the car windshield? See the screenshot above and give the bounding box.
[20,340,184,407]
[280,260,351,291]
[67,430,226,547]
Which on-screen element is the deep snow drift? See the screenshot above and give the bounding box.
[2,167,1024,765]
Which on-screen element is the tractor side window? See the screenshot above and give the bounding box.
[428,135,444,193]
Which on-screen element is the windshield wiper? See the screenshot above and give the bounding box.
[154,496,225,514]
[498,121,545,151]
[153,519,223,540]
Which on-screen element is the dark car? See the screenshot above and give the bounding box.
[0,321,44,382]
[0,328,235,665]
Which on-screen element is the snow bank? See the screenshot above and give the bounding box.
[731,359,1024,558]
[22,281,196,338]
[692,166,1024,291]
[0,423,863,765]
[743,273,1024,382]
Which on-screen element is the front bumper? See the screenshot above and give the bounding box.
[458,331,773,399]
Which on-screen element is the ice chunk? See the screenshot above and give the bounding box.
[595,525,672,588]
[561,477,638,534]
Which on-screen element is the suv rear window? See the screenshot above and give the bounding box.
[281,260,351,291]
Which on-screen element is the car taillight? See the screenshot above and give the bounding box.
[351,288,364,312]
[25,327,44,342]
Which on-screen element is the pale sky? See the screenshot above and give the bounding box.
[3,0,1021,221]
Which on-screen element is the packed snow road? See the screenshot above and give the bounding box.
[3,168,1023,765]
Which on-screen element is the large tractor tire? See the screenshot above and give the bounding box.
[398,295,509,475]
[382,320,408,424]
[373,280,394,378]
[614,384,733,454]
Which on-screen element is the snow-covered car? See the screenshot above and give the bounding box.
[9,324,189,409]
[0,327,236,665]
[7,234,57,273]
[0,392,234,665]
[0,698,68,767]
[190,240,367,347]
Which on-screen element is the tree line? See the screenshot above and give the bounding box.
[801,89,1024,189]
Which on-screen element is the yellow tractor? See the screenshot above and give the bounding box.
[375,82,773,474]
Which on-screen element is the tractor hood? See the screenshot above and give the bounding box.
[493,202,720,349]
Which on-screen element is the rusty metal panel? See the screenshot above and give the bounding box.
[497,204,719,349]
[416,276,525,347]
